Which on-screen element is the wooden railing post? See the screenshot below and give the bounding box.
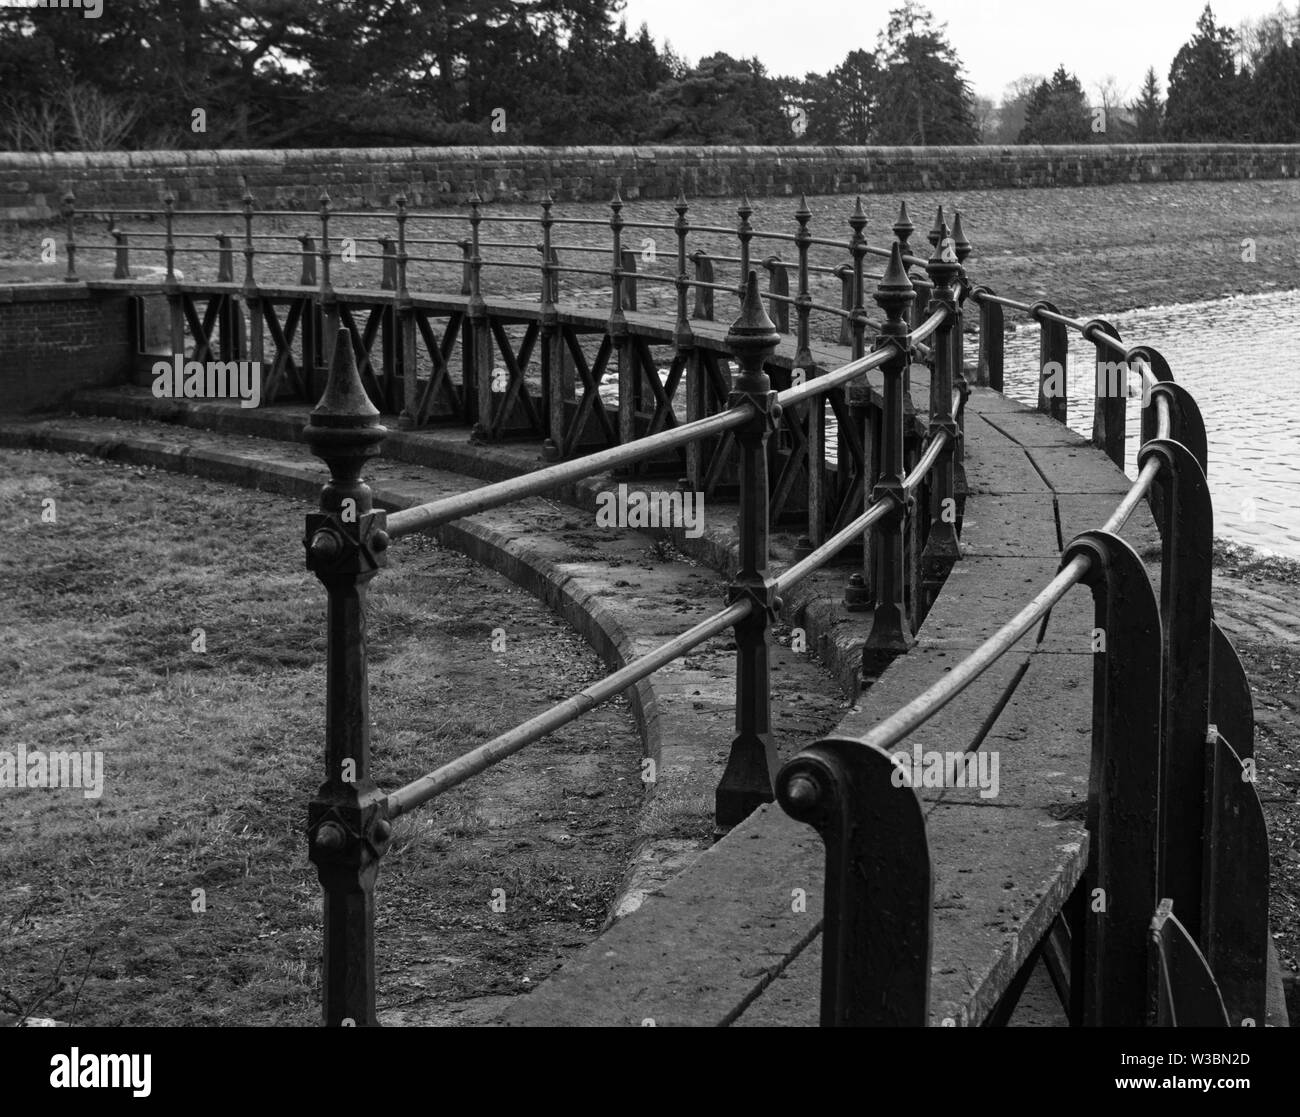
[862,244,916,675]
[763,254,789,334]
[111,228,130,279]
[777,738,932,1026]
[973,287,1004,390]
[715,272,781,831]
[1085,318,1126,468]
[1060,530,1163,1026]
[1033,300,1068,423]
[690,249,714,321]
[303,329,392,1027]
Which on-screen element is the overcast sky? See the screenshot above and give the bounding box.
[619,0,1276,102]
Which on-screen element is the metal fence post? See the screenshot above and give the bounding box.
[918,223,961,615]
[242,187,263,402]
[793,194,823,558]
[62,190,78,282]
[541,191,568,462]
[395,195,418,430]
[862,244,916,675]
[468,192,493,441]
[1141,436,1214,942]
[715,273,782,831]
[303,329,392,1027]
[610,185,634,456]
[676,191,704,490]
[1060,529,1163,1026]
[777,738,932,1026]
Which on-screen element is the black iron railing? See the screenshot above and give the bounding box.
[57,183,1269,1028]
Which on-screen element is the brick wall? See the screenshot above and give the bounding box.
[0,284,133,415]
[3,144,1298,219]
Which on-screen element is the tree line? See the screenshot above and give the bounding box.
[2,1,1297,151]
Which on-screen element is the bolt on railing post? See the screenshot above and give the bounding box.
[862,244,916,676]
[1033,300,1068,423]
[111,228,130,279]
[1084,318,1126,469]
[777,739,932,1026]
[793,193,823,558]
[303,329,392,1027]
[715,272,782,832]
[61,190,78,282]
[1060,530,1163,1026]
[395,194,418,431]
[676,190,704,490]
[918,223,962,616]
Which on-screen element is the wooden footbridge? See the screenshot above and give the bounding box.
[9,185,1284,1027]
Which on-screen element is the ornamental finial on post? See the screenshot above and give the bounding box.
[726,270,780,397]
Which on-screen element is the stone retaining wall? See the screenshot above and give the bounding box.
[3,144,1297,220]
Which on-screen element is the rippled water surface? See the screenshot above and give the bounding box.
[999,290,1300,558]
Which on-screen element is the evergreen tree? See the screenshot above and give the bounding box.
[642,52,789,144]
[872,2,977,145]
[1130,67,1164,141]
[804,49,879,144]
[1165,5,1249,140]
[1249,38,1300,140]
[1018,66,1091,142]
